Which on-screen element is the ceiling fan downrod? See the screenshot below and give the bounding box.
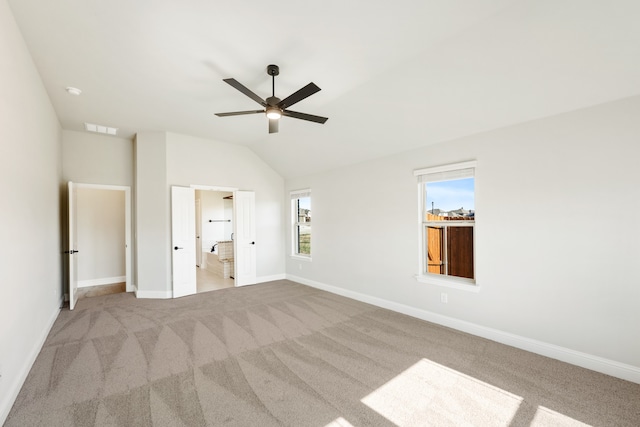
[268,64,279,97]
[267,64,280,105]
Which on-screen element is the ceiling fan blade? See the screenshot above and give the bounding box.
[282,110,328,124]
[215,110,264,117]
[223,78,266,107]
[278,82,321,109]
[269,119,279,134]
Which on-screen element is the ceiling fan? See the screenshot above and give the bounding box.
[215,64,328,134]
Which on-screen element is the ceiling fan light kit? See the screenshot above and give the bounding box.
[215,64,328,134]
[265,106,282,120]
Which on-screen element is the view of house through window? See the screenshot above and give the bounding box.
[291,190,311,256]
[416,162,476,283]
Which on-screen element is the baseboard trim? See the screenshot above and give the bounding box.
[78,276,126,288]
[134,289,172,299]
[1,298,61,425]
[256,274,286,284]
[286,274,640,384]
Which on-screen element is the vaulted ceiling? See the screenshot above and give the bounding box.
[8,0,640,178]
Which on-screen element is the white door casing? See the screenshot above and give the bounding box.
[172,186,197,298]
[234,191,256,286]
[195,198,202,268]
[68,182,79,310]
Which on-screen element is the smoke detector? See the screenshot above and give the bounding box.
[65,87,82,96]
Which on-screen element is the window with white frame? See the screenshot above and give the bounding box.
[415,161,476,284]
[291,189,311,257]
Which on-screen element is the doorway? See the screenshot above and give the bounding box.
[195,189,235,293]
[67,182,132,310]
[171,185,256,298]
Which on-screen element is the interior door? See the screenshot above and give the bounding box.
[171,186,197,298]
[234,191,256,286]
[67,182,79,310]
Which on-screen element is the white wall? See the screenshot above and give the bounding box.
[76,188,125,284]
[62,130,134,287]
[134,132,170,297]
[285,96,640,375]
[134,131,285,296]
[62,130,133,186]
[166,132,285,283]
[0,0,62,422]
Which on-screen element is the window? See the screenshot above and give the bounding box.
[291,189,311,257]
[414,161,476,285]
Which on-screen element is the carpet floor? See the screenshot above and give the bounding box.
[5,280,640,426]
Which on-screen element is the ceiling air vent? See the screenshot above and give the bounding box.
[84,122,118,135]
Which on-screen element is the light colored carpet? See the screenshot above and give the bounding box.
[5,280,640,426]
[76,283,125,300]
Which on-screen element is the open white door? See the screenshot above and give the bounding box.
[67,182,79,310]
[171,186,197,298]
[234,191,256,286]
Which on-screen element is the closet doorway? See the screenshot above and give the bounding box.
[67,182,132,309]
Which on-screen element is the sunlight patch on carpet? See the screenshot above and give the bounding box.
[361,358,523,426]
[324,416,355,427]
[531,406,590,426]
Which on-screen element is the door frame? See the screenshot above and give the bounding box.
[72,183,133,292]
[189,185,242,287]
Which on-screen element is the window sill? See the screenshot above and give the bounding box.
[291,254,312,262]
[415,274,481,292]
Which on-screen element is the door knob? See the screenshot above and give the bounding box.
[174,246,183,250]
[251,242,255,245]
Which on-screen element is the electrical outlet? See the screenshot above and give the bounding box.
[440,293,448,304]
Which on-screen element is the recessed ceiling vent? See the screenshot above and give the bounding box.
[84,122,118,135]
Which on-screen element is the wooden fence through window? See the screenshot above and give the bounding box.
[426,213,474,279]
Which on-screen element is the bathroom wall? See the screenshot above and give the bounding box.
[223,197,233,240]
[198,190,232,251]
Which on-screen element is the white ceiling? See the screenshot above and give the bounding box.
[8,0,640,178]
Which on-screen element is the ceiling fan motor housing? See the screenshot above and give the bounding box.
[266,96,281,107]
